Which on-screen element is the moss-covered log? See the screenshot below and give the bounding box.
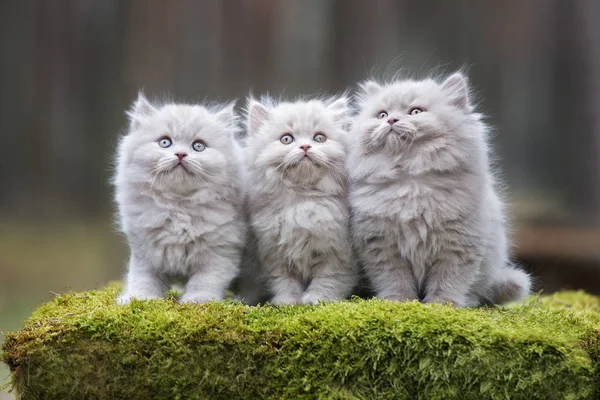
[2,284,600,399]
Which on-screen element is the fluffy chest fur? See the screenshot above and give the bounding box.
[120,187,244,276]
[351,165,485,280]
[250,188,349,278]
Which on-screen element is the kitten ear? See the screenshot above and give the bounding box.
[441,73,470,110]
[246,98,270,134]
[327,96,350,124]
[127,92,156,129]
[358,80,382,97]
[215,101,237,125]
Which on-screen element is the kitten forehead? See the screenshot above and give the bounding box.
[275,101,325,119]
[275,99,346,122]
[358,73,472,113]
[131,102,237,142]
[357,79,444,114]
[246,96,349,147]
[266,101,337,135]
[161,104,212,120]
[380,79,438,100]
[156,107,212,135]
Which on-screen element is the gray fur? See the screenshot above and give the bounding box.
[348,73,531,307]
[240,96,358,305]
[114,94,246,305]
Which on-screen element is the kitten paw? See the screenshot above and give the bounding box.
[117,295,133,306]
[271,294,300,305]
[381,293,419,302]
[301,292,336,305]
[180,292,219,304]
[423,295,465,308]
[301,293,322,305]
[117,293,161,305]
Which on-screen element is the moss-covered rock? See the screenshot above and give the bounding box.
[2,284,600,399]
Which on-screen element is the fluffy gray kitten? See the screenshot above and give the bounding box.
[348,72,531,307]
[241,96,358,305]
[114,94,246,305]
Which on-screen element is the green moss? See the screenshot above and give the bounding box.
[2,284,600,399]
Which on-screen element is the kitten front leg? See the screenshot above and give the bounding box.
[422,251,481,307]
[180,253,240,304]
[359,234,419,301]
[301,256,357,305]
[118,255,168,305]
[267,269,304,305]
[367,259,419,301]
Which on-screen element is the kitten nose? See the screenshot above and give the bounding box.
[300,145,311,152]
[388,118,399,125]
[175,153,187,160]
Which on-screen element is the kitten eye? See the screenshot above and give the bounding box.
[192,140,206,152]
[280,134,294,145]
[313,133,327,143]
[409,107,424,115]
[158,137,172,148]
[376,111,388,119]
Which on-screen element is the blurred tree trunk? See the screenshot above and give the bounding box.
[221,0,280,96]
[579,0,600,224]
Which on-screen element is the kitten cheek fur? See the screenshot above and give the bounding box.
[239,96,358,305]
[349,73,531,307]
[114,93,246,305]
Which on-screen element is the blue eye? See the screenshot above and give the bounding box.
[313,133,327,143]
[158,137,172,148]
[192,140,206,152]
[280,134,294,145]
[409,107,424,115]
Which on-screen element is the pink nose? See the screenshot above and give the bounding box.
[300,145,311,152]
[388,118,399,125]
[175,153,187,160]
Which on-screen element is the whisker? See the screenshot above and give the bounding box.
[141,159,177,194]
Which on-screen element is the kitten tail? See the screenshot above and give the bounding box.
[490,264,532,304]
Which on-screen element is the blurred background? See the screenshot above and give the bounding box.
[1,0,599,396]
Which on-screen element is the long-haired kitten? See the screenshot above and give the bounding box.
[348,72,531,307]
[114,93,246,305]
[242,96,357,305]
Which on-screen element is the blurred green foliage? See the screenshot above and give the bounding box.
[0,220,126,398]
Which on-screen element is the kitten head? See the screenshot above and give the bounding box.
[117,93,240,193]
[245,96,350,185]
[353,72,485,170]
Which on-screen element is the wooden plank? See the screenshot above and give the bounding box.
[514,225,600,260]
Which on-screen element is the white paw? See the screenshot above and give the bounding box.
[381,293,419,302]
[180,292,219,304]
[423,295,465,308]
[301,292,336,305]
[116,292,161,305]
[271,293,300,305]
[117,294,133,306]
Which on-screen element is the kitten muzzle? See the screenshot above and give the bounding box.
[173,160,190,172]
[389,123,416,138]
